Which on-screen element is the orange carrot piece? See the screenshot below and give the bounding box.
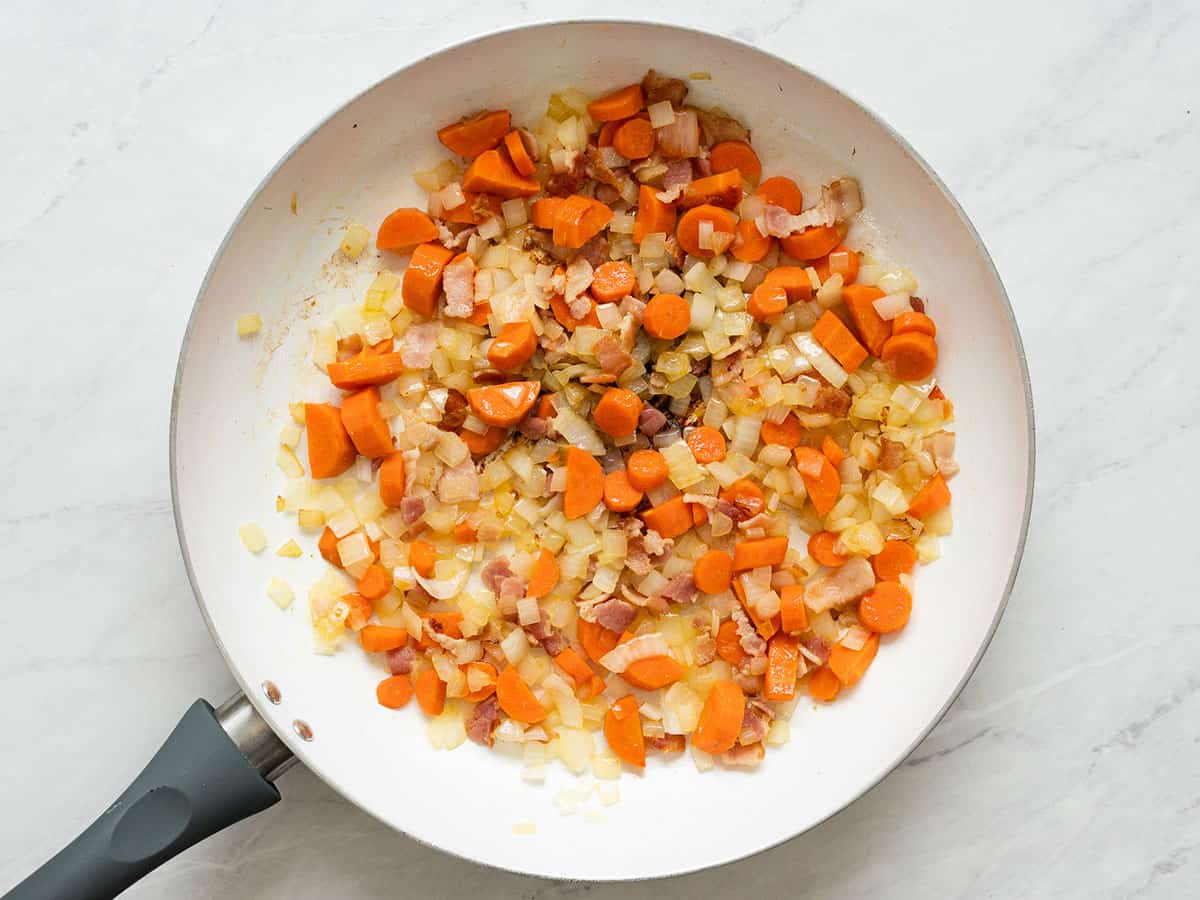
[591,261,637,302]
[686,425,726,463]
[756,176,803,214]
[466,381,539,427]
[680,169,743,209]
[597,120,620,147]
[360,625,409,653]
[623,654,683,691]
[794,446,841,516]
[764,633,801,701]
[376,207,439,251]
[821,435,846,467]
[641,495,694,539]
[416,611,463,649]
[762,266,815,303]
[603,695,646,767]
[554,647,595,687]
[342,591,373,631]
[807,666,841,702]
[626,449,669,492]
[893,310,937,338]
[813,244,861,285]
[413,668,446,716]
[779,584,808,634]
[326,352,407,389]
[526,549,560,599]
[536,394,557,420]
[496,666,548,723]
[486,321,537,371]
[437,109,511,158]
[633,184,677,245]
[587,84,644,122]
[872,541,917,580]
[692,680,745,754]
[676,204,736,259]
[612,117,656,160]
[715,620,748,665]
[907,473,951,519]
[748,281,788,321]
[442,192,502,225]
[881,331,938,381]
[460,662,499,702]
[577,619,621,663]
[409,539,437,578]
[564,446,604,520]
[842,284,892,356]
[462,149,540,198]
[731,217,772,262]
[780,224,841,260]
[709,140,762,183]
[692,502,708,527]
[642,293,691,339]
[340,386,393,459]
[732,536,789,572]
[549,290,601,330]
[813,310,869,373]
[807,531,847,568]
[356,563,391,602]
[553,194,613,249]
[760,413,805,449]
[376,674,414,709]
[502,129,535,176]
[461,425,506,456]
[694,549,734,594]
[318,526,343,567]
[719,478,765,519]
[379,452,406,507]
[531,197,563,229]
[304,402,356,479]
[859,581,913,633]
[603,470,644,513]
[453,518,478,544]
[828,632,880,687]
[593,388,644,439]
[401,241,455,317]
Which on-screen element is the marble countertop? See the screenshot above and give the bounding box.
[2,1,1196,897]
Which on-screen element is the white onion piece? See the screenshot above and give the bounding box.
[415,568,469,601]
[647,100,676,129]
[598,633,671,673]
[552,407,606,455]
[793,332,848,388]
[517,595,541,626]
[500,627,529,664]
[841,625,871,651]
[872,292,913,320]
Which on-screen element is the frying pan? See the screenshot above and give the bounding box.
[5,19,1033,898]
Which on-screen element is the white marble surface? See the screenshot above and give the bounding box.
[1,1,1196,897]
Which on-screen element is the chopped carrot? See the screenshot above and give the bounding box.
[893,311,937,338]
[402,242,455,317]
[591,261,637,302]
[872,540,917,580]
[340,386,393,458]
[416,611,463,649]
[619,638,684,690]
[466,301,492,326]
[553,647,595,688]
[694,549,734,594]
[641,495,694,539]
[633,184,677,245]
[376,674,414,709]
[756,176,803,214]
[691,502,708,527]
[603,470,644,512]
[793,446,841,516]
[318,526,342,567]
[486,321,537,371]
[821,435,845,467]
[413,668,446,716]
[709,140,762,184]
[807,531,847,568]
[437,109,511,158]
[692,680,745,754]
[531,197,563,229]
[326,352,406,389]
[859,581,912,633]
[462,149,539,198]
[593,387,643,439]
[813,310,869,373]
[360,625,409,653]
[365,338,395,355]
[587,84,644,122]
[748,281,787,321]
[549,290,601,330]
[907,473,951,519]
[502,129,536,176]
[466,381,539,427]
[526,549,560,599]
[828,632,880,687]
[760,413,805,449]
[732,536,788,572]
[597,120,620,147]
[676,204,736,259]
[807,666,841,702]
[642,293,691,339]
[781,224,841,260]
[680,170,743,209]
[496,666,547,723]
[612,117,656,160]
[762,265,814,302]
[536,394,557,420]
[715,620,748,665]
[409,539,437,578]
[813,244,861,285]
[881,331,938,381]
[764,634,800,701]
[842,284,891,356]
[577,618,621,663]
[453,518,478,544]
[379,452,407,507]
[686,425,726,463]
[355,563,391,602]
[461,425,506,456]
[442,192,502,225]
[719,478,765,519]
[462,661,498,702]
[564,446,604,519]
[779,584,808,634]
[626,449,669,492]
[342,591,373,630]
[603,695,646,767]
[553,194,613,248]
[731,217,772,262]
[304,403,356,479]
[376,207,439,251]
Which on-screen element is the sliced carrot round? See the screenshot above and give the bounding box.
[462,661,499,702]
[780,224,841,261]
[872,540,917,580]
[807,667,841,702]
[402,242,455,317]
[626,449,669,492]
[760,413,804,449]
[813,244,860,285]
[603,695,646,767]
[526,549,560,599]
[496,666,547,723]
[591,261,637,302]
[694,549,734,594]
[587,84,644,122]
[719,478,765,519]
[881,332,938,381]
[807,531,847,568]
[756,176,804,214]
[376,207,439,251]
[466,381,540,427]
[564,446,604,519]
[633,183,677,245]
[676,204,737,259]
[643,293,691,339]
[502,130,536,176]
[603,470,644,512]
[747,282,787,321]
[709,140,762,183]
[612,117,656,160]
[437,109,511,158]
[686,425,726,464]
[413,668,446,716]
[461,425,506,456]
[692,680,744,754]
[731,217,772,262]
[487,321,537,372]
[892,311,937,338]
[376,675,414,709]
[577,619,621,663]
[859,581,912,633]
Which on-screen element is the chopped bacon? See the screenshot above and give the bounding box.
[758,203,795,238]
[564,256,594,318]
[437,388,468,432]
[442,254,476,318]
[711,351,744,386]
[694,635,717,666]
[525,614,567,656]
[585,145,622,189]
[440,224,476,251]
[878,437,905,471]
[799,634,830,665]
[662,158,694,192]
[732,606,767,657]
[619,296,647,321]
[649,733,687,754]
[738,699,773,745]
[398,323,439,369]
[812,385,852,416]
[594,335,633,375]
[642,528,672,557]
[595,183,620,205]
[696,107,749,146]
[659,574,698,605]
[466,695,501,746]
[589,597,637,633]
[481,557,514,593]
[624,540,652,576]
[721,742,765,768]
[642,69,688,106]
[436,459,480,504]
[656,109,700,159]
[498,575,528,607]
[399,496,426,525]
[910,296,926,313]
[637,405,669,436]
[386,644,417,675]
[924,430,959,478]
[517,417,549,439]
[578,234,610,269]
[805,557,875,614]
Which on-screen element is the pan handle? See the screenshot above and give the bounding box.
[4,695,294,900]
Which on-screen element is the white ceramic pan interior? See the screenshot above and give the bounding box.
[173,21,1033,882]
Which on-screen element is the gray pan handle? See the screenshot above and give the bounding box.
[4,695,294,900]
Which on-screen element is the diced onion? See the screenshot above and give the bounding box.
[265,576,294,609]
[501,627,530,664]
[647,100,676,128]
[873,292,913,320]
[517,595,541,626]
[415,566,468,600]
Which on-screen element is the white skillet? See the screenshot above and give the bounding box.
[7,20,1033,897]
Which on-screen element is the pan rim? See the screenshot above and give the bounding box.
[169,16,1035,882]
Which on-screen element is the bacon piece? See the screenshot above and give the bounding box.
[594,335,633,375]
[386,645,416,675]
[466,695,501,746]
